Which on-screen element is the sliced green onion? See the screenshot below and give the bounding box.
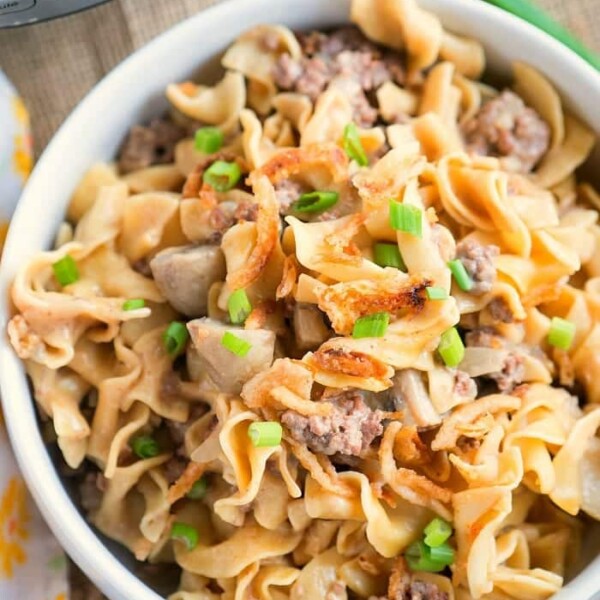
[424,518,453,548]
[221,331,252,357]
[389,201,422,238]
[373,243,406,271]
[52,255,79,286]
[194,126,224,154]
[343,123,368,166]
[547,317,576,351]
[187,477,208,500]
[122,298,146,311]
[203,160,242,192]
[292,191,339,214]
[438,327,465,367]
[170,522,199,551]
[426,287,448,301]
[227,289,252,325]
[352,312,390,339]
[163,321,189,356]
[482,0,600,71]
[448,259,474,292]
[405,541,448,573]
[248,421,283,447]
[130,435,160,459]
[429,541,455,564]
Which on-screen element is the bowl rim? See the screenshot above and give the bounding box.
[1,0,600,598]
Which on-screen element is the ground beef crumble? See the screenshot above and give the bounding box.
[455,239,499,296]
[273,26,407,127]
[281,389,384,456]
[462,89,551,173]
[118,117,187,174]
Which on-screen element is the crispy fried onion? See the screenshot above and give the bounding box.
[317,273,431,335]
[392,425,432,467]
[320,213,366,265]
[432,394,521,451]
[380,422,452,518]
[248,143,349,186]
[276,255,299,300]
[285,435,355,498]
[226,175,280,290]
[167,461,207,504]
[311,340,393,382]
[241,358,332,417]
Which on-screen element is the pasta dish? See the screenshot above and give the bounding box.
[7,0,600,598]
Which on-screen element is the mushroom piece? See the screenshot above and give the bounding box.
[150,245,226,317]
[391,369,441,428]
[187,318,276,394]
[293,303,330,351]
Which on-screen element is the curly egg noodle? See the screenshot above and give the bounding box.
[7,0,600,598]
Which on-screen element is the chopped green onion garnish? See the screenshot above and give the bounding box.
[170,522,199,551]
[429,541,455,564]
[389,201,423,238]
[163,321,189,356]
[352,312,390,339]
[194,126,224,154]
[424,518,453,548]
[227,289,252,325]
[292,191,339,214]
[482,0,600,71]
[405,541,448,573]
[373,243,406,271]
[343,123,368,166]
[221,331,252,357]
[203,160,242,192]
[248,421,283,447]
[122,298,146,311]
[187,477,208,500]
[438,327,465,367]
[448,259,474,292]
[547,317,576,351]
[130,435,160,459]
[52,255,79,286]
[425,287,448,301]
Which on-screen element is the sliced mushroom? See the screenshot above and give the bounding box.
[391,369,441,428]
[187,318,276,394]
[293,303,330,351]
[150,245,226,317]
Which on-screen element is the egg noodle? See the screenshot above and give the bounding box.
[7,0,600,598]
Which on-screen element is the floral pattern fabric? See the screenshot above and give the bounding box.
[0,70,69,600]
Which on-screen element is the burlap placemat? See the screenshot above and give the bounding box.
[0,0,598,156]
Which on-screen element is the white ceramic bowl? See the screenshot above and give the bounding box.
[1,1,599,598]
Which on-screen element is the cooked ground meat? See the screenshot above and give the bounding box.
[465,327,505,349]
[455,239,499,296]
[79,472,107,513]
[274,179,303,214]
[489,352,525,393]
[370,578,449,600]
[118,117,187,174]
[163,456,187,484]
[454,369,477,399]
[273,26,405,126]
[465,328,525,393]
[281,390,384,456]
[488,297,514,323]
[462,89,551,173]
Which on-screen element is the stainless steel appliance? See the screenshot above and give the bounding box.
[0,0,109,28]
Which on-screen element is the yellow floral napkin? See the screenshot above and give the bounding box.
[0,70,69,600]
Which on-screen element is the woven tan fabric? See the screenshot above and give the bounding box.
[0,0,598,155]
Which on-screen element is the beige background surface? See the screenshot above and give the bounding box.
[0,0,598,156]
